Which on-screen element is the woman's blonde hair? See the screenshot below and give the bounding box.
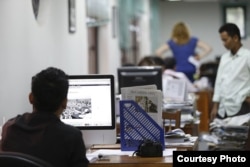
[171,22,190,45]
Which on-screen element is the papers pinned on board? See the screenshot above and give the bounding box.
[163,79,188,104]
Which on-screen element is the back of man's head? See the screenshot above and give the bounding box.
[164,57,176,69]
[31,67,69,113]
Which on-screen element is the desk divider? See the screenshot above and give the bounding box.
[119,100,165,151]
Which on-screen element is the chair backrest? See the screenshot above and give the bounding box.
[0,151,54,167]
[162,110,181,132]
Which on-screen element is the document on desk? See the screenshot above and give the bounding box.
[88,149,134,157]
[165,136,198,146]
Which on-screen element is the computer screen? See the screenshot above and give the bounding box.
[117,66,162,93]
[60,75,116,148]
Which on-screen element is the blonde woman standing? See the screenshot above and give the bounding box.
[156,22,211,82]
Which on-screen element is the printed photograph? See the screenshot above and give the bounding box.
[135,96,158,113]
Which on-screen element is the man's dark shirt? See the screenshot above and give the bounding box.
[0,112,89,167]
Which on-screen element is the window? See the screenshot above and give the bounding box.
[223,4,247,38]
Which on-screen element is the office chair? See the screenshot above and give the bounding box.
[162,110,181,132]
[0,151,54,167]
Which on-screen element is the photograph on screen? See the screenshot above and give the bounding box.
[61,98,91,119]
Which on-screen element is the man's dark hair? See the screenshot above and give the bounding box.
[138,56,155,66]
[138,55,165,67]
[31,67,69,113]
[164,57,176,69]
[150,56,165,67]
[219,23,241,40]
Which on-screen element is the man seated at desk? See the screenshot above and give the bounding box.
[0,67,89,167]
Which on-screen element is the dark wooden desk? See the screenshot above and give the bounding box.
[89,155,172,167]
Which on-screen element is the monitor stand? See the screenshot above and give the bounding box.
[81,129,117,149]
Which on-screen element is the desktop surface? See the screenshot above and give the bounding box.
[91,135,198,151]
[88,145,173,167]
[89,155,173,167]
[88,136,198,167]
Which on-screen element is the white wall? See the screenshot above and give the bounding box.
[97,0,121,93]
[0,0,88,124]
[138,0,152,60]
[98,0,120,75]
[158,1,250,62]
[98,24,121,76]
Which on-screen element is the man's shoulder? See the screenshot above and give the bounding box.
[2,114,26,128]
[58,121,81,134]
[221,51,231,57]
[240,47,250,51]
[53,122,83,142]
[239,47,250,55]
[219,51,232,61]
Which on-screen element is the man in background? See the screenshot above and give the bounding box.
[163,57,198,93]
[210,23,250,125]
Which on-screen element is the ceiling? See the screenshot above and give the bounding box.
[166,0,248,2]
[182,0,218,2]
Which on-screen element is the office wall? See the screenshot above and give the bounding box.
[158,1,250,62]
[98,0,121,75]
[139,0,152,60]
[0,0,88,124]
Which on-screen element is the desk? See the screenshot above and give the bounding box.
[89,144,173,167]
[162,106,199,136]
[91,136,198,151]
[89,155,173,167]
[88,136,198,167]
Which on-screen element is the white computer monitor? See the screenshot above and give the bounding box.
[60,75,116,148]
